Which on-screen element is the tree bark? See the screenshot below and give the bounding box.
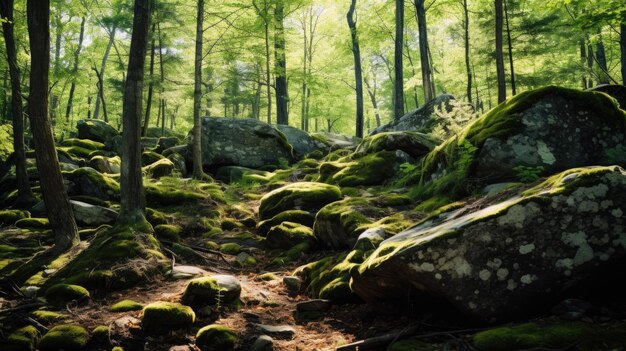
[495,0,506,103]
[192,0,205,179]
[364,77,381,128]
[394,0,405,120]
[94,26,116,120]
[1,0,34,206]
[50,14,63,126]
[404,39,419,109]
[503,0,515,95]
[64,16,86,122]
[463,0,472,103]
[26,0,79,252]
[158,23,167,131]
[274,0,289,125]
[580,39,587,89]
[347,0,364,138]
[414,0,433,102]
[595,29,609,85]
[301,21,308,130]
[621,24,626,86]
[118,0,151,226]
[142,23,156,136]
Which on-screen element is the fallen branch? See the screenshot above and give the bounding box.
[0,302,43,316]
[160,240,233,267]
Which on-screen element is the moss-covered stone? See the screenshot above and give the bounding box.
[111,299,144,312]
[15,217,49,229]
[0,210,31,226]
[144,158,175,179]
[66,167,120,200]
[69,195,110,208]
[220,218,242,231]
[319,151,401,187]
[142,151,165,166]
[195,324,236,351]
[269,242,312,267]
[181,276,220,307]
[154,224,182,243]
[88,155,121,174]
[265,222,316,249]
[258,182,342,220]
[60,138,105,151]
[31,310,68,324]
[145,183,205,206]
[219,242,241,255]
[356,131,439,158]
[142,301,195,334]
[44,284,90,307]
[146,208,168,225]
[39,324,89,351]
[91,325,110,343]
[6,325,40,351]
[256,210,315,236]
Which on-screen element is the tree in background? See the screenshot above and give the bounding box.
[26,0,79,252]
[495,0,506,103]
[274,0,289,125]
[347,0,364,138]
[394,0,405,120]
[414,0,434,103]
[192,0,205,180]
[118,0,151,226]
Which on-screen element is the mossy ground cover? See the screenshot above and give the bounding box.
[141,301,195,334]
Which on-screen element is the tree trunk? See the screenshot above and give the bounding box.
[503,0,515,95]
[463,0,472,103]
[495,0,506,103]
[26,0,79,252]
[264,2,272,124]
[274,0,288,125]
[301,15,308,130]
[364,78,381,128]
[347,0,364,138]
[94,26,116,120]
[142,23,156,137]
[394,0,405,120]
[586,34,594,87]
[621,24,626,86]
[192,0,205,179]
[580,39,587,89]
[158,23,167,129]
[118,0,151,226]
[64,16,86,122]
[414,0,433,102]
[50,15,63,126]
[596,30,609,85]
[1,0,34,207]
[404,39,419,109]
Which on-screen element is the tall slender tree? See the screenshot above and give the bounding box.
[274,0,288,125]
[1,0,34,207]
[65,16,86,122]
[495,0,506,103]
[462,0,472,103]
[503,0,515,95]
[414,0,433,102]
[118,0,151,226]
[252,0,272,124]
[347,0,364,138]
[143,22,156,136]
[394,0,405,120]
[621,23,626,85]
[27,0,79,252]
[192,0,205,179]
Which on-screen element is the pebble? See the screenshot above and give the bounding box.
[282,276,301,293]
[250,335,273,351]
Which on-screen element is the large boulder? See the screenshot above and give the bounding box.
[188,117,295,170]
[352,166,626,322]
[65,167,120,200]
[258,182,342,220]
[76,119,119,143]
[70,200,118,226]
[587,84,626,110]
[275,125,329,158]
[355,131,439,159]
[370,94,455,135]
[318,150,408,187]
[418,86,626,199]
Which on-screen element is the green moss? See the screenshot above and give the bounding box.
[220,218,242,231]
[522,166,621,197]
[111,299,144,312]
[195,324,236,351]
[265,221,316,249]
[323,148,351,161]
[112,347,124,351]
[294,251,363,303]
[15,218,49,229]
[220,242,242,255]
[270,241,312,266]
[146,208,168,225]
[473,322,626,351]
[171,243,202,260]
[70,195,110,207]
[256,210,315,236]
[356,131,439,157]
[142,151,165,166]
[44,284,90,306]
[38,325,89,351]
[145,183,205,206]
[258,182,342,220]
[31,310,68,324]
[67,167,120,200]
[91,325,109,343]
[142,301,195,334]
[181,276,220,306]
[319,151,400,187]
[60,138,105,151]
[154,224,182,243]
[255,272,278,281]
[0,210,31,226]
[6,325,40,351]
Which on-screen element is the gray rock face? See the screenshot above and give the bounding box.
[275,125,329,158]
[352,166,626,323]
[70,200,118,226]
[77,119,119,143]
[188,117,294,169]
[370,94,454,135]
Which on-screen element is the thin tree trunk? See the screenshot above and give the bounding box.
[2,69,7,123]
[50,15,63,126]
[118,0,151,226]
[192,0,205,179]
[347,0,364,138]
[1,0,34,206]
[65,16,86,122]
[596,29,609,85]
[27,0,79,252]
[414,0,433,102]
[580,39,588,89]
[94,26,116,120]
[394,0,405,120]
[158,23,166,129]
[142,23,156,136]
[87,96,92,119]
[503,0,515,95]
[404,39,419,109]
[275,0,289,125]
[301,15,308,130]
[364,77,381,128]
[93,66,109,122]
[621,24,626,86]
[264,2,272,124]
[586,34,594,87]
[463,0,472,103]
[495,0,506,103]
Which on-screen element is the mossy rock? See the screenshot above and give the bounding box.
[181,276,220,307]
[6,325,40,351]
[269,241,312,267]
[39,324,89,351]
[60,138,105,151]
[31,310,68,324]
[265,222,316,249]
[146,208,168,225]
[15,217,49,229]
[319,151,401,187]
[144,158,175,179]
[145,183,205,206]
[69,195,110,208]
[88,155,121,174]
[141,301,195,334]
[219,242,241,255]
[91,325,110,343]
[256,210,315,236]
[154,224,182,243]
[111,299,144,312]
[66,167,120,200]
[44,284,90,307]
[220,218,242,231]
[195,324,236,351]
[355,131,439,158]
[142,151,165,166]
[0,210,30,226]
[258,182,342,220]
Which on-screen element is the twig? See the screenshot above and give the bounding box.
[0,302,43,315]
[160,240,232,267]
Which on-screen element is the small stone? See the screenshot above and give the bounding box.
[296,299,331,312]
[168,346,195,351]
[282,276,301,292]
[195,324,236,351]
[22,286,40,299]
[250,335,274,351]
[114,316,141,330]
[214,274,242,303]
[169,265,207,279]
[252,324,296,340]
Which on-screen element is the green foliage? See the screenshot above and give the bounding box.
[0,210,31,226]
[154,224,182,243]
[0,124,14,162]
[513,165,545,183]
[141,301,195,334]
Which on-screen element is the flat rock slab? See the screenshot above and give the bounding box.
[296,299,331,312]
[169,265,207,280]
[252,324,296,340]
